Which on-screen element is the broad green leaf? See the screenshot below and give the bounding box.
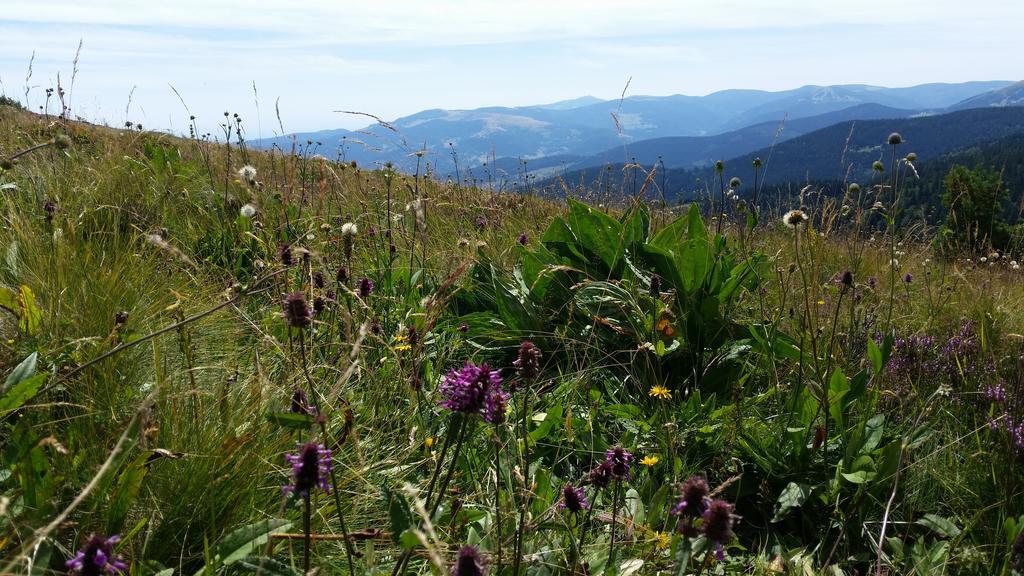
[867,338,883,375]
[3,352,38,393]
[204,519,290,572]
[718,256,762,303]
[620,203,650,247]
[17,285,41,335]
[916,514,961,538]
[650,214,689,250]
[860,414,885,454]
[625,488,644,525]
[772,482,812,522]
[384,485,414,544]
[265,412,315,430]
[828,368,850,430]
[0,286,19,319]
[107,453,152,534]
[564,198,625,273]
[841,470,873,484]
[530,403,562,442]
[677,239,710,292]
[685,204,708,242]
[0,373,44,415]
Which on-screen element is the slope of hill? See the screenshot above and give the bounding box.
[950,80,1024,110]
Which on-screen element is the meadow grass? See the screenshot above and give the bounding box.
[1,103,1022,576]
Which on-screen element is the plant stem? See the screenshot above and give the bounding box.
[607,480,621,575]
[303,492,312,574]
[494,428,504,575]
[392,415,469,576]
[299,334,357,574]
[512,391,534,575]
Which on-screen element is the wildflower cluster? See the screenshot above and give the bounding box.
[605,446,634,480]
[439,362,509,424]
[670,476,738,560]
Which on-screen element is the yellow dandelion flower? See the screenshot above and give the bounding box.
[654,531,670,550]
[640,455,659,467]
[395,344,412,352]
[394,333,408,343]
[424,436,435,448]
[817,299,825,305]
[648,385,672,400]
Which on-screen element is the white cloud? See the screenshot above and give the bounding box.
[0,0,1021,133]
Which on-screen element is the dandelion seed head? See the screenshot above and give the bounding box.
[782,209,808,228]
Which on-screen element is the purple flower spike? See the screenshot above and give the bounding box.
[357,277,374,299]
[559,484,590,513]
[604,446,634,480]
[283,442,332,497]
[66,534,128,575]
[702,499,735,558]
[452,545,485,576]
[439,362,507,424]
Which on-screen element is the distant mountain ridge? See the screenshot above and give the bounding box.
[548,106,1024,200]
[254,81,1014,173]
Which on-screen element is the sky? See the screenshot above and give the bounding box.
[1,0,1021,137]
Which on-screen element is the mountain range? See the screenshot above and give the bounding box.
[549,106,1024,202]
[255,81,1016,173]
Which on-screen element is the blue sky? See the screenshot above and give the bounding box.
[1,0,1021,136]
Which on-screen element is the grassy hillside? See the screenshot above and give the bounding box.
[1,103,1023,576]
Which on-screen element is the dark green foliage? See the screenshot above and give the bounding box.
[0,95,24,110]
[939,163,1011,253]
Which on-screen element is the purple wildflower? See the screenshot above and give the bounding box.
[44,200,58,222]
[283,292,312,329]
[702,499,736,561]
[66,534,127,575]
[588,460,613,489]
[458,322,469,333]
[513,341,542,382]
[517,233,528,245]
[357,277,374,299]
[290,388,314,415]
[559,484,589,513]
[672,476,709,517]
[278,244,293,267]
[903,273,913,283]
[604,446,634,480]
[313,271,325,289]
[439,362,508,424]
[649,274,662,298]
[838,270,854,291]
[452,545,485,576]
[336,266,349,284]
[283,442,332,497]
[313,296,326,314]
